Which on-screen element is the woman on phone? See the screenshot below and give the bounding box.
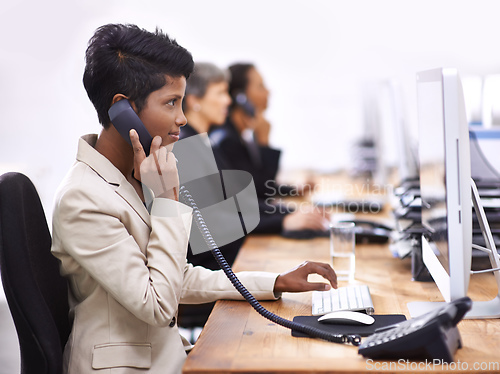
[51,25,337,374]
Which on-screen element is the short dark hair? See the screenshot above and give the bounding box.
[83,23,194,127]
[227,63,254,111]
[228,63,254,97]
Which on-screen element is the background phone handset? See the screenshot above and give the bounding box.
[179,186,361,346]
[235,92,256,117]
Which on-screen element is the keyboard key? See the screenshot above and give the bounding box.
[312,285,374,315]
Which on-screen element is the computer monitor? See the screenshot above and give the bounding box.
[356,81,417,187]
[469,127,500,185]
[482,74,500,128]
[409,68,500,319]
[415,67,472,303]
[384,81,420,187]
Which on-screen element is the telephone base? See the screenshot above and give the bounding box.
[360,297,471,363]
[358,315,462,363]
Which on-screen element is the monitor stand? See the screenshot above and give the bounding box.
[408,179,500,319]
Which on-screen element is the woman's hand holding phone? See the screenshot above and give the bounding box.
[251,113,271,146]
[130,129,179,201]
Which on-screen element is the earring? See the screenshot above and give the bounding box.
[193,104,201,112]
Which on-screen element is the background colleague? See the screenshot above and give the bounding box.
[210,63,327,234]
[210,63,281,198]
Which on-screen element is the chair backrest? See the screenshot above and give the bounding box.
[0,172,70,374]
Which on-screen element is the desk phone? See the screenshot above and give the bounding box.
[358,297,472,363]
[283,219,392,243]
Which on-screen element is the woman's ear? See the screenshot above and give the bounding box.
[111,94,137,111]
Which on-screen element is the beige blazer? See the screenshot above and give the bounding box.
[51,135,279,374]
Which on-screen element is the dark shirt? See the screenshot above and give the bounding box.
[209,119,282,199]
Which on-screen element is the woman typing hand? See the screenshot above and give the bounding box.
[274,261,337,293]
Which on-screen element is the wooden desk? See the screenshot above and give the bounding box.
[183,231,500,373]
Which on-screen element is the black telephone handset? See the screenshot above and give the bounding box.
[108,99,154,156]
[179,186,361,346]
[235,92,256,117]
[358,297,472,362]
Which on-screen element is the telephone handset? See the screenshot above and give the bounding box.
[235,92,256,117]
[108,99,154,156]
[179,186,361,346]
[358,297,472,362]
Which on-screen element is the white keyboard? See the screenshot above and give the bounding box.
[312,284,375,316]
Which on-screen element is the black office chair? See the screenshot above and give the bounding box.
[0,172,70,374]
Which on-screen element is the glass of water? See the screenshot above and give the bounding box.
[330,221,356,282]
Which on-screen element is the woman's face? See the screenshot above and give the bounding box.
[245,67,269,112]
[198,81,232,126]
[137,75,187,146]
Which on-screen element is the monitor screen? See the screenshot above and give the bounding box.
[417,77,449,274]
[387,81,419,184]
[411,68,472,313]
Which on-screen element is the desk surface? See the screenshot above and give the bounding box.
[182,179,500,373]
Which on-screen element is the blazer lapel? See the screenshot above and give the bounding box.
[115,183,152,228]
[77,134,152,228]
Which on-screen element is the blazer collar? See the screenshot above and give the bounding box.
[76,134,151,227]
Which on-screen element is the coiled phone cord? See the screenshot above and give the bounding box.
[179,186,361,346]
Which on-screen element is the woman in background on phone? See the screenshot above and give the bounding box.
[209,63,280,198]
[210,63,326,234]
[51,25,337,374]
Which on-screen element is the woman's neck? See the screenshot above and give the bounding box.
[95,126,135,178]
[230,108,251,134]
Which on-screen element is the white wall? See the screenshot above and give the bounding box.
[1,0,500,222]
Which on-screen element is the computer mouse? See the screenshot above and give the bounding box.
[317,311,375,326]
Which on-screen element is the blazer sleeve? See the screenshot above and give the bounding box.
[53,184,278,328]
[180,265,280,304]
[151,199,281,303]
[258,145,281,183]
[252,199,288,234]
